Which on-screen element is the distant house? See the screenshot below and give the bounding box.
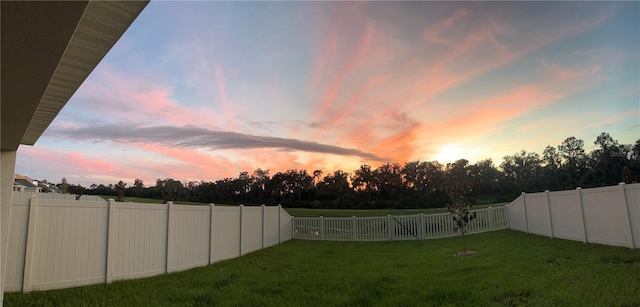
[13,182,26,192]
[38,181,57,193]
[14,174,41,193]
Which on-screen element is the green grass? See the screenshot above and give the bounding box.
[6,230,640,306]
[285,203,507,217]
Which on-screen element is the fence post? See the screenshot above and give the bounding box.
[261,205,266,249]
[239,205,244,256]
[209,204,215,265]
[352,216,357,241]
[420,213,425,239]
[522,192,529,234]
[291,215,295,241]
[546,190,554,238]
[505,204,509,229]
[320,216,325,240]
[387,215,393,241]
[278,204,282,243]
[488,207,494,231]
[22,195,39,293]
[105,198,117,284]
[619,183,636,249]
[166,201,174,273]
[577,187,588,243]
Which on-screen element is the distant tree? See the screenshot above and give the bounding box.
[160,178,183,203]
[248,168,270,202]
[352,164,376,200]
[622,166,634,184]
[541,146,562,190]
[584,132,626,186]
[312,169,323,186]
[318,170,351,208]
[133,179,144,189]
[631,140,640,161]
[60,177,68,194]
[373,163,403,202]
[68,184,85,200]
[468,159,501,198]
[115,181,126,202]
[500,150,542,192]
[558,136,587,187]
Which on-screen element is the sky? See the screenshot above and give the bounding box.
[16,1,640,187]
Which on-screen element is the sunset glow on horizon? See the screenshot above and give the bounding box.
[16,1,640,187]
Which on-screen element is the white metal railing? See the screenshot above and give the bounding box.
[293,206,508,241]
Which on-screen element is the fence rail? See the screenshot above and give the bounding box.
[293,206,507,241]
[12,191,103,201]
[6,197,293,293]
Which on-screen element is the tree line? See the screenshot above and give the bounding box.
[63,132,639,209]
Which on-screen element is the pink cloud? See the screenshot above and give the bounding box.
[73,66,225,129]
[314,21,375,118]
[214,65,239,128]
[18,145,145,185]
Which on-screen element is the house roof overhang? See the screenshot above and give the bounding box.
[1,0,149,151]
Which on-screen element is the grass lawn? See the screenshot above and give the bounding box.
[5,230,640,306]
[285,203,507,217]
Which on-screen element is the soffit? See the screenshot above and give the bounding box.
[1,1,149,150]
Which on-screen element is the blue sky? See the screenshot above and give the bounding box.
[16,1,640,186]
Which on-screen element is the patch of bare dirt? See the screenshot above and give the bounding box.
[454,250,475,257]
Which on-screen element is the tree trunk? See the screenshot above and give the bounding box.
[462,233,466,252]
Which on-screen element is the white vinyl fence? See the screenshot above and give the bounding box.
[507,183,640,249]
[293,206,508,241]
[5,196,293,292]
[13,191,102,201]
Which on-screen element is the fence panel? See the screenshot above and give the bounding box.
[524,193,551,236]
[424,213,456,239]
[109,203,167,281]
[581,186,632,247]
[31,200,109,291]
[468,210,487,234]
[241,207,264,254]
[169,205,210,272]
[211,207,241,262]
[294,217,322,240]
[508,183,640,249]
[355,217,387,241]
[392,215,420,240]
[492,206,508,230]
[264,207,280,247]
[507,195,526,232]
[626,184,640,248]
[280,209,293,241]
[5,198,30,292]
[548,190,584,241]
